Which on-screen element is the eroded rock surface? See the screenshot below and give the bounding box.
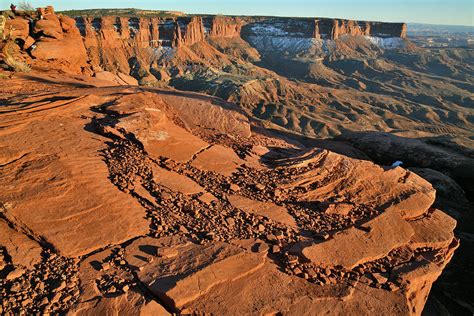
[292,210,415,269]
[0,70,458,315]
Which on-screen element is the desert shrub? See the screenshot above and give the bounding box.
[0,15,5,40]
[18,1,35,12]
[1,40,31,72]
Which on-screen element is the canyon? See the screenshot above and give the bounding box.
[1,6,473,316]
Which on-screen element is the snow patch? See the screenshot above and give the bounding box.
[153,46,176,61]
[250,25,289,36]
[246,36,314,53]
[365,36,406,49]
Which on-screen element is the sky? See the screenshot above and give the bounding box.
[1,0,473,26]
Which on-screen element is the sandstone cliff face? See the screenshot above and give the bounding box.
[75,14,407,51]
[178,17,206,46]
[2,9,407,77]
[240,17,407,41]
[66,13,407,79]
[205,16,243,38]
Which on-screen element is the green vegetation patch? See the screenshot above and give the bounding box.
[59,8,186,18]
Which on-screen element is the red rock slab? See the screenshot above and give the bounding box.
[94,71,139,86]
[116,72,139,86]
[184,258,410,315]
[228,194,297,227]
[323,202,353,216]
[94,71,123,86]
[0,219,42,269]
[31,36,88,68]
[198,192,218,204]
[116,107,209,163]
[241,145,271,170]
[390,243,459,315]
[191,145,244,176]
[151,164,205,195]
[279,149,435,219]
[107,92,165,115]
[409,209,457,250]
[291,210,414,269]
[163,96,252,139]
[133,181,159,207]
[75,249,123,302]
[70,247,170,316]
[70,294,170,316]
[0,94,149,257]
[124,237,265,311]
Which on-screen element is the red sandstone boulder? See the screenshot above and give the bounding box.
[4,17,29,41]
[34,14,63,39]
[31,36,88,68]
[58,14,77,33]
[22,36,35,50]
[25,10,90,73]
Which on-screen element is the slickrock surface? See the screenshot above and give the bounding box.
[228,194,297,227]
[191,144,245,176]
[0,220,42,270]
[292,210,415,269]
[2,6,472,314]
[0,73,458,315]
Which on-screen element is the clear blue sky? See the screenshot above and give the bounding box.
[2,0,473,26]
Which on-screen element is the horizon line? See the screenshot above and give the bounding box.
[53,7,474,28]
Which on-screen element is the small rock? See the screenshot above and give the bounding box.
[39,297,49,306]
[6,268,25,280]
[225,217,235,226]
[271,245,281,254]
[315,232,330,240]
[371,272,389,284]
[387,282,400,292]
[359,274,373,284]
[257,224,265,232]
[266,234,278,243]
[37,282,45,292]
[22,298,32,306]
[9,282,22,292]
[274,230,284,239]
[101,262,110,271]
[51,292,62,303]
[287,255,298,264]
[254,242,269,253]
[156,248,178,259]
[178,225,189,234]
[293,267,303,275]
[229,184,240,192]
[55,281,67,291]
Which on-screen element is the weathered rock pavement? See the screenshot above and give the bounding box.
[0,74,458,315]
